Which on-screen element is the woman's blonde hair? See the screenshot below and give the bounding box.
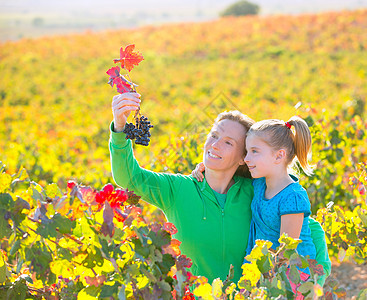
[247,116,313,176]
[214,111,255,178]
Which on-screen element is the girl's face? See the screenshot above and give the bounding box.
[244,134,277,178]
[203,119,246,174]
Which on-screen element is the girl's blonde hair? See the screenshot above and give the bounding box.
[247,116,313,176]
[214,110,255,178]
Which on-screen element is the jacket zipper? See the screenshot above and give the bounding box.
[221,208,225,264]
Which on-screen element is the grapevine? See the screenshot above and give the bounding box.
[106,44,154,146]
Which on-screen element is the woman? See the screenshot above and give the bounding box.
[109,92,331,285]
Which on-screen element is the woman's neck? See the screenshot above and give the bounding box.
[205,169,235,194]
[264,170,294,199]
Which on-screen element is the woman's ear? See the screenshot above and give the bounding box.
[275,149,287,164]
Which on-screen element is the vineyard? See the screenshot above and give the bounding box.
[0,9,367,299]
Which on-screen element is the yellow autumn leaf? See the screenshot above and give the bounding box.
[241,263,261,286]
[50,259,75,279]
[212,278,223,298]
[234,293,245,300]
[225,282,236,295]
[314,284,324,297]
[0,172,12,193]
[194,283,214,300]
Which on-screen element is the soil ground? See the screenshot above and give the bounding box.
[330,259,367,299]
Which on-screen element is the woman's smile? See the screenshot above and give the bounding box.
[207,150,222,159]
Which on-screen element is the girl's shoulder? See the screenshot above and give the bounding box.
[252,177,266,191]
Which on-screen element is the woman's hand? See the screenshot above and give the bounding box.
[191,162,205,182]
[112,92,141,132]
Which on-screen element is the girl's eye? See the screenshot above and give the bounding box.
[211,133,218,139]
[252,150,258,153]
[225,141,233,146]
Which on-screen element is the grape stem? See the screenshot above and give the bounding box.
[122,68,140,120]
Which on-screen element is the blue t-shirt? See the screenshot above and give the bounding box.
[246,176,316,273]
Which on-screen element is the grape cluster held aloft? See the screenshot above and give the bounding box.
[123,115,153,146]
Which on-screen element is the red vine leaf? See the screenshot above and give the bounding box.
[85,275,106,287]
[164,222,178,235]
[113,44,144,72]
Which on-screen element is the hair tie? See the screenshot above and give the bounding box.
[285,122,292,129]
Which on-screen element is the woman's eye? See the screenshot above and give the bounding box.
[225,141,233,146]
[211,133,218,139]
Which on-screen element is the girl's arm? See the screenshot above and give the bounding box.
[281,215,331,286]
[280,213,304,238]
[192,162,205,182]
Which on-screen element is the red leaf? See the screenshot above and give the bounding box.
[85,275,106,287]
[79,186,97,206]
[96,184,128,209]
[67,181,77,190]
[164,222,178,235]
[308,259,325,276]
[125,188,141,205]
[177,255,193,269]
[150,222,162,233]
[114,77,132,93]
[162,238,181,257]
[106,66,120,78]
[103,183,114,194]
[113,44,144,72]
[123,206,142,226]
[114,208,127,223]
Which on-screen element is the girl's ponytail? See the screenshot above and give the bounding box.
[287,116,313,176]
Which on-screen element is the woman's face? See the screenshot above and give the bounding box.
[203,119,246,173]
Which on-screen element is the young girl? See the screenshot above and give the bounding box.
[244,116,316,295]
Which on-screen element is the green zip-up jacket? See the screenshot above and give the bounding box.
[109,123,331,285]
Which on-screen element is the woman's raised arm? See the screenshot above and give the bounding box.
[109,93,183,211]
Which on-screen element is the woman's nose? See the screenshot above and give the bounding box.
[212,139,220,149]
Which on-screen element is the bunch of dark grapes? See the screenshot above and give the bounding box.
[123,115,153,146]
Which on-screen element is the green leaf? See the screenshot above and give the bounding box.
[53,213,75,234]
[133,238,150,258]
[16,258,24,274]
[0,209,12,239]
[100,281,119,298]
[57,247,73,261]
[36,212,75,238]
[81,285,101,298]
[157,254,175,275]
[118,285,126,300]
[357,288,367,300]
[289,265,301,285]
[148,229,171,248]
[298,281,314,294]
[10,239,21,256]
[0,193,13,209]
[256,254,272,273]
[82,246,104,268]
[279,268,293,295]
[0,252,10,283]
